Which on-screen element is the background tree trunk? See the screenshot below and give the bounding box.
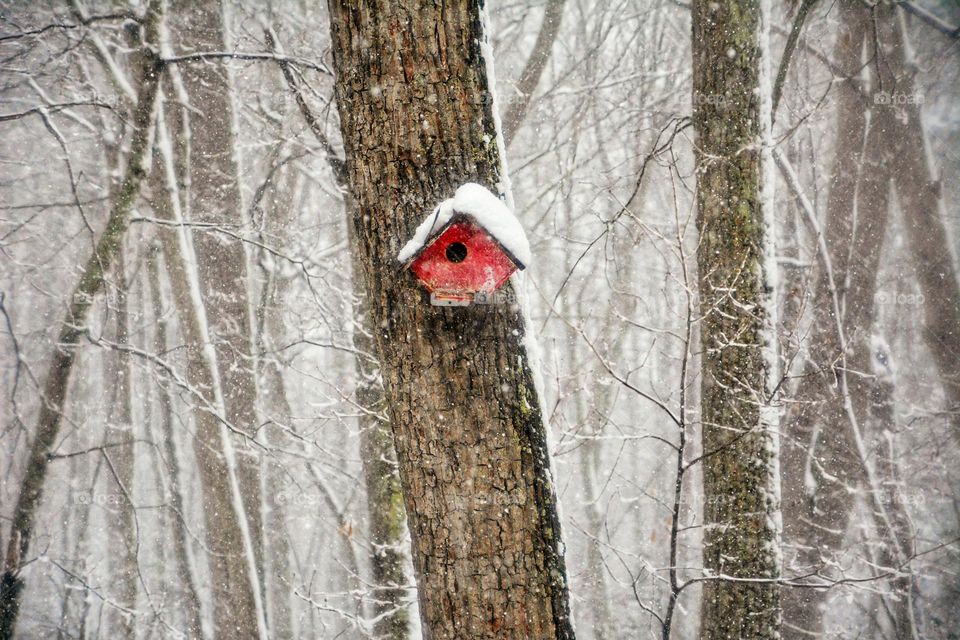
[780,4,919,637]
[145,245,206,638]
[326,2,575,638]
[883,9,960,441]
[691,1,781,638]
[0,7,162,634]
[501,0,567,148]
[167,1,266,598]
[779,2,867,635]
[266,38,412,635]
[151,107,265,639]
[104,251,138,637]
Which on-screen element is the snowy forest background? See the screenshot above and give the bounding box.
[1,0,959,638]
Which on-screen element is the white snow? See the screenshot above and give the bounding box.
[396,182,531,266]
[758,0,783,576]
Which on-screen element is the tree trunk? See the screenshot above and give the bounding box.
[326,2,575,638]
[691,1,781,638]
[266,27,412,637]
[249,165,298,638]
[502,0,567,147]
[780,4,917,637]
[151,107,266,639]
[104,251,139,637]
[0,6,162,636]
[145,245,206,638]
[355,303,411,640]
[884,9,960,440]
[168,0,266,598]
[779,2,867,635]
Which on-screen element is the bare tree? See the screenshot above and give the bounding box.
[150,102,266,637]
[777,4,959,637]
[691,1,781,637]
[166,0,266,599]
[0,5,162,635]
[326,1,576,638]
[502,0,567,147]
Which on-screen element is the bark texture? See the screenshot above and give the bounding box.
[691,2,781,638]
[0,7,162,635]
[326,2,575,639]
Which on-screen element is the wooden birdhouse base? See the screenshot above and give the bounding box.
[429,290,514,306]
[430,291,473,306]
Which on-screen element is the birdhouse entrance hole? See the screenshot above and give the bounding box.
[445,242,468,263]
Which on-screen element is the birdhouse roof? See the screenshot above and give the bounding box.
[397,183,531,268]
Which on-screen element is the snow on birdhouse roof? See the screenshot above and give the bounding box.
[397,183,532,267]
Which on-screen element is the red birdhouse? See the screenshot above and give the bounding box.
[398,184,530,306]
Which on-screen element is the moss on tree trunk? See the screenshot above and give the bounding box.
[691,1,781,638]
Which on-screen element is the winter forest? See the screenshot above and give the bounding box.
[1,0,958,638]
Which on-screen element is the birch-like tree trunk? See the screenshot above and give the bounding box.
[0,6,162,636]
[691,1,781,637]
[326,2,575,638]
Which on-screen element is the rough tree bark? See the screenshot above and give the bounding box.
[0,5,162,636]
[326,2,575,639]
[691,1,781,638]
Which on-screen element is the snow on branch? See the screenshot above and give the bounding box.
[162,51,331,75]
